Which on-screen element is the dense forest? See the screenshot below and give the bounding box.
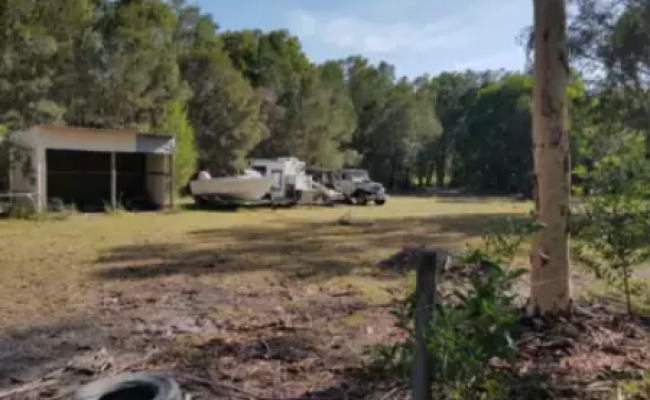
[0,0,648,196]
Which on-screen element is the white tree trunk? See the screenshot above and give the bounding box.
[529,0,573,315]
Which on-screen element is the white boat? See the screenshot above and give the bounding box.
[189,170,273,201]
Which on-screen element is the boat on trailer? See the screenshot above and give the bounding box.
[189,169,274,204]
[188,157,349,208]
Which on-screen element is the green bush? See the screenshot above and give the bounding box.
[367,218,541,399]
[572,155,650,315]
[157,101,198,192]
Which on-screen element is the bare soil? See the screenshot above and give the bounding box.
[1,274,400,400]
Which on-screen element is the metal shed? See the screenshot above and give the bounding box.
[5,125,176,212]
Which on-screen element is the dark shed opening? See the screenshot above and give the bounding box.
[46,149,151,212]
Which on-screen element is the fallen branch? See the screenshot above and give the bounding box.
[234,321,311,332]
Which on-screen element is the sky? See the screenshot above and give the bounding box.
[195,0,533,78]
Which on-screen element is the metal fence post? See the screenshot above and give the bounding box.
[412,250,439,400]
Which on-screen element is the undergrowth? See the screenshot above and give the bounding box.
[366,217,542,400]
[572,156,650,315]
[5,204,74,221]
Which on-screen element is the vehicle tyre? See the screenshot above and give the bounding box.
[293,190,303,203]
[355,191,368,206]
[374,199,386,206]
[194,196,209,207]
[71,372,182,400]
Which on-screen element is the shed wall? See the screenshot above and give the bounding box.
[7,126,175,211]
[38,126,135,153]
[146,154,170,207]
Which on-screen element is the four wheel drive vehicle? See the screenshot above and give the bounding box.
[309,168,387,206]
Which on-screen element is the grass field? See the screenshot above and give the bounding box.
[0,195,531,328]
[4,195,650,399]
[0,195,539,397]
[9,194,650,400]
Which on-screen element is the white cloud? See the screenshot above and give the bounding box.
[284,0,531,76]
[287,10,317,37]
[287,10,470,55]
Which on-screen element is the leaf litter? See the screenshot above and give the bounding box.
[2,249,650,400]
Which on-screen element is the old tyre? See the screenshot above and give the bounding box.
[71,372,182,400]
[374,199,386,206]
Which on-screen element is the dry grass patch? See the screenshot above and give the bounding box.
[0,195,531,397]
[0,196,530,327]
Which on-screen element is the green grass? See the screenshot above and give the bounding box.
[0,196,531,328]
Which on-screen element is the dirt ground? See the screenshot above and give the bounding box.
[1,196,649,400]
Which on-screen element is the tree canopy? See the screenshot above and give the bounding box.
[0,0,637,194]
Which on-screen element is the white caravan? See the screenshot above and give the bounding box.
[249,157,312,203]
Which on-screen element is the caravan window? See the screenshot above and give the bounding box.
[252,165,267,176]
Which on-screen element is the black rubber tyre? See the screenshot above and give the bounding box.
[71,372,182,400]
[194,196,208,206]
[374,199,386,206]
[354,191,368,206]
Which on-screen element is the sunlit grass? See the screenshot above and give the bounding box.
[0,196,531,328]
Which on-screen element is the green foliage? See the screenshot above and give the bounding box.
[104,201,128,216]
[175,7,263,176]
[572,155,650,314]
[181,50,263,175]
[255,63,355,169]
[0,0,615,197]
[0,128,9,191]
[367,218,541,399]
[4,204,73,221]
[0,0,64,129]
[480,217,545,265]
[157,101,198,191]
[456,74,533,194]
[222,29,310,94]
[617,370,650,399]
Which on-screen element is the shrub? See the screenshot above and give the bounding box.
[157,101,198,193]
[367,218,541,399]
[572,156,650,315]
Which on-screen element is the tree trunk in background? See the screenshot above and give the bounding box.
[529,0,573,315]
[425,162,434,187]
[435,136,446,188]
[435,148,445,188]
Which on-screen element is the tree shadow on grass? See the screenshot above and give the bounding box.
[93,212,528,284]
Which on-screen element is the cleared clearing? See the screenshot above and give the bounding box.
[0,196,530,327]
[0,196,533,398]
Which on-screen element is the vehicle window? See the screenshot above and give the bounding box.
[351,171,369,182]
